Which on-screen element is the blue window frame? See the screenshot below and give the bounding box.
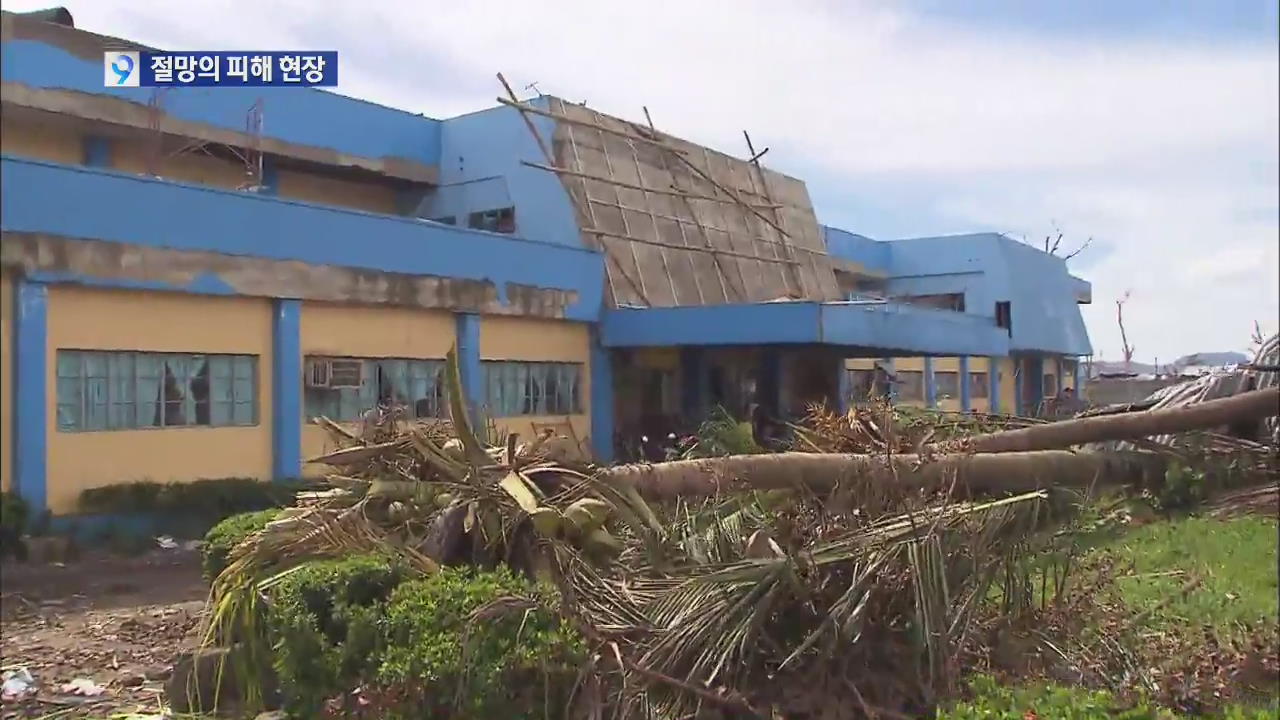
[56,350,258,431]
[482,361,582,416]
[303,356,446,423]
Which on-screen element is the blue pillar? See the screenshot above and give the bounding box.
[836,357,850,413]
[589,328,614,463]
[959,356,972,412]
[81,136,112,168]
[14,279,48,513]
[454,313,483,421]
[680,347,706,419]
[1074,358,1085,393]
[271,299,301,480]
[923,356,937,408]
[989,356,1002,414]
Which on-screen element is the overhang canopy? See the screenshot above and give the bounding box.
[601,301,1011,357]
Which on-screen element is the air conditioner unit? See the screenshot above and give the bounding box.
[328,359,364,388]
[304,358,364,388]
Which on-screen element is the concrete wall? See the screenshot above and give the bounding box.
[44,286,273,513]
[276,168,400,215]
[0,114,82,163]
[1,271,10,492]
[479,316,590,445]
[298,302,455,472]
[2,157,605,321]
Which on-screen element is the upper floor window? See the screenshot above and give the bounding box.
[483,361,583,416]
[56,350,258,432]
[995,301,1012,336]
[468,207,516,234]
[304,356,446,422]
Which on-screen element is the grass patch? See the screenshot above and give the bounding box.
[1091,515,1278,631]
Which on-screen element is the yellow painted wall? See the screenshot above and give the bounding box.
[276,169,399,215]
[112,137,251,190]
[1,118,83,164]
[1,272,11,492]
[480,317,591,448]
[45,287,273,514]
[299,303,455,472]
[998,357,1018,414]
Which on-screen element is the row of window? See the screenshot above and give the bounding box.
[847,368,991,403]
[54,350,584,432]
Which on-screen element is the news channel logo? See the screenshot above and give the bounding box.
[103,51,338,87]
[104,50,140,87]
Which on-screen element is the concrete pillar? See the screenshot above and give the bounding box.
[14,279,48,513]
[836,356,850,413]
[271,299,302,480]
[883,358,897,403]
[989,356,1002,414]
[81,136,113,168]
[680,347,706,420]
[923,356,937,409]
[958,356,972,412]
[454,313,483,422]
[759,348,782,418]
[589,328,614,463]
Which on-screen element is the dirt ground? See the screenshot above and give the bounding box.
[1,548,208,719]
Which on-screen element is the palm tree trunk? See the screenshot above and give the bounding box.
[598,450,1164,500]
[959,387,1278,454]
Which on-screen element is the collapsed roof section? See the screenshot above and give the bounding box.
[507,94,847,308]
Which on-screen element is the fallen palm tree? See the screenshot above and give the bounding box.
[192,349,1276,718]
[952,387,1278,454]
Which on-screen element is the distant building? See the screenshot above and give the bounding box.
[0,9,1091,518]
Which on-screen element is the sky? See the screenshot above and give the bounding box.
[4,0,1278,362]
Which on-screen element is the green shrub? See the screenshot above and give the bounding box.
[938,676,1174,719]
[266,554,410,717]
[202,508,283,582]
[938,677,1276,719]
[376,566,585,719]
[1,492,29,561]
[79,476,302,519]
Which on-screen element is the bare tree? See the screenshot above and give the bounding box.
[1116,290,1136,373]
[1041,221,1093,261]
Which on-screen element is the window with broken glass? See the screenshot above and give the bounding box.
[56,350,257,431]
[303,357,446,422]
[483,361,582,416]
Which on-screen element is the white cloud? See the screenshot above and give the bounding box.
[4,0,1276,358]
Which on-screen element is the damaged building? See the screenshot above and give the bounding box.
[0,8,1091,518]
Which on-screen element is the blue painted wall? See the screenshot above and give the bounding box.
[823,226,892,273]
[425,98,583,248]
[1,156,605,320]
[828,231,1092,357]
[1,38,442,166]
